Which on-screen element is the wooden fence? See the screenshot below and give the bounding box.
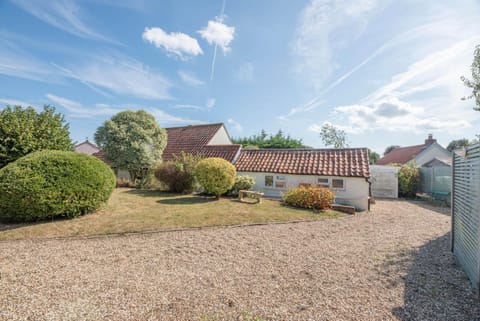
[451,143,480,293]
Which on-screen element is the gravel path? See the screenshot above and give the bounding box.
[1,200,479,321]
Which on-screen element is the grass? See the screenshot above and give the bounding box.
[0,188,343,240]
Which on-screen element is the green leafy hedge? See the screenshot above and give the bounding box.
[194,157,236,197]
[0,150,116,222]
[283,186,335,210]
[229,175,255,195]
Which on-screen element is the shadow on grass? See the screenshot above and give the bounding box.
[122,188,178,198]
[157,196,218,205]
[389,233,480,321]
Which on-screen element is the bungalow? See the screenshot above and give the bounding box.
[235,148,371,211]
[376,134,451,166]
[163,123,242,162]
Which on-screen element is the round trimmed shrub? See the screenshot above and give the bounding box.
[0,150,116,222]
[229,175,255,195]
[194,157,236,197]
[283,186,335,210]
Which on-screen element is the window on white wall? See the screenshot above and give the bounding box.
[317,178,329,187]
[265,175,274,187]
[331,178,345,189]
[275,175,286,188]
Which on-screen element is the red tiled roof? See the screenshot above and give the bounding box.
[376,144,426,165]
[200,144,242,163]
[235,148,370,177]
[163,123,224,161]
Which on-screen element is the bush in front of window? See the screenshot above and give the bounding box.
[229,175,255,195]
[194,157,236,198]
[283,186,335,210]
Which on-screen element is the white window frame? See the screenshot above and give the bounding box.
[316,177,346,191]
[331,178,346,191]
[264,174,287,189]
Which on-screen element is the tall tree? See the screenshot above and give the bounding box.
[232,130,307,149]
[319,123,348,148]
[384,145,400,156]
[461,44,480,111]
[446,138,471,152]
[368,150,380,164]
[0,105,73,168]
[94,110,167,182]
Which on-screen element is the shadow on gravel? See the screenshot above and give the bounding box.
[391,234,480,321]
[407,200,450,216]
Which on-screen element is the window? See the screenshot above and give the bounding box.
[275,176,286,189]
[317,177,329,187]
[331,179,345,189]
[265,175,273,187]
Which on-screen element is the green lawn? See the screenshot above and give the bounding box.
[0,188,343,240]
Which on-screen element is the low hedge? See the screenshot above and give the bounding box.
[283,186,335,210]
[0,150,116,222]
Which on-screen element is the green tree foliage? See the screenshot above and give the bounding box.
[283,186,335,210]
[154,152,202,193]
[461,44,480,111]
[95,110,167,182]
[0,150,115,222]
[446,138,472,152]
[229,175,255,195]
[396,162,419,198]
[383,145,400,156]
[0,105,73,168]
[232,129,307,149]
[319,123,348,148]
[194,157,236,198]
[368,150,380,164]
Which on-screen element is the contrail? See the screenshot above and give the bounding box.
[209,0,226,86]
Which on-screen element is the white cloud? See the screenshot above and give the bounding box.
[142,27,203,59]
[10,0,119,44]
[46,94,120,118]
[198,19,235,54]
[227,118,243,133]
[278,97,324,120]
[0,98,35,108]
[206,98,216,109]
[59,53,172,100]
[148,109,204,125]
[236,62,254,82]
[293,0,383,89]
[178,70,205,86]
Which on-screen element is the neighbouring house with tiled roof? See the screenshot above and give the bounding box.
[376,134,451,166]
[235,148,371,211]
[74,140,100,155]
[163,123,241,163]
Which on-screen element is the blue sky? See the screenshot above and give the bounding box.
[1,0,479,154]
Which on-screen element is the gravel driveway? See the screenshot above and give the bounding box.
[0,200,479,321]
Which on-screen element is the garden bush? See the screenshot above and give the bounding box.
[0,150,116,222]
[283,186,335,210]
[396,161,419,197]
[194,157,236,198]
[154,153,201,193]
[229,175,255,195]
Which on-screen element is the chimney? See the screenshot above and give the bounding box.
[424,134,436,145]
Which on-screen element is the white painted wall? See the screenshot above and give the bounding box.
[208,126,232,145]
[370,165,399,198]
[238,171,370,211]
[414,143,451,166]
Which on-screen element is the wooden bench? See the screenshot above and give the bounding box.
[238,190,264,203]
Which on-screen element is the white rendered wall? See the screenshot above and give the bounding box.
[238,172,370,211]
[208,126,232,145]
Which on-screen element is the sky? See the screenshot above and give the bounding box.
[0,0,479,154]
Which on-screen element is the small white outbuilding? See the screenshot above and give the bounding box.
[234,148,371,211]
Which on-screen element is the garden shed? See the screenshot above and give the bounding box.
[235,148,371,211]
[370,165,399,198]
[451,143,480,293]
